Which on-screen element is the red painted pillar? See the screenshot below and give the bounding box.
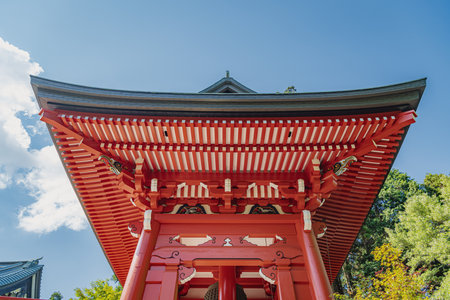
[219,266,236,300]
[296,216,332,300]
[276,265,296,300]
[121,211,160,300]
[159,264,179,300]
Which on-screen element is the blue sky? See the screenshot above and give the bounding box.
[0,1,449,298]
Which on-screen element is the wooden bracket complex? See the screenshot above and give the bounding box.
[297,158,339,213]
[209,179,246,213]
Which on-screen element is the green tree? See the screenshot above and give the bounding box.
[388,174,450,295]
[423,174,449,197]
[284,86,296,93]
[70,276,122,300]
[336,170,419,295]
[49,291,63,300]
[432,271,450,300]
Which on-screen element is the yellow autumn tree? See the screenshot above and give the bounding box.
[335,243,427,299]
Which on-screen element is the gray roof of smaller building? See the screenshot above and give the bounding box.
[199,75,256,93]
[0,259,43,288]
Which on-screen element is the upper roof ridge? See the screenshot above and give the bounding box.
[199,71,256,93]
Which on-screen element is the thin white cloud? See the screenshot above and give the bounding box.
[0,36,87,233]
[17,146,87,233]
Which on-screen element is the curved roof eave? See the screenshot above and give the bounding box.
[31,76,426,117]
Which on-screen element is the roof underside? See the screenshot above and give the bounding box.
[31,76,425,284]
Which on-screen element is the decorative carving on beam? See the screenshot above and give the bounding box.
[240,235,286,246]
[152,243,302,264]
[168,235,181,244]
[223,238,233,247]
[168,204,215,214]
[259,265,277,284]
[127,220,143,238]
[153,250,181,260]
[240,204,288,215]
[332,156,357,176]
[178,266,196,284]
[275,235,285,243]
[98,155,122,175]
[169,235,215,246]
[249,204,279,214]
[312,220,327,238]
[176,204,206,214]
[275,250,301,261]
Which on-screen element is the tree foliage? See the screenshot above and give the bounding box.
[337,170,419,295]
[388,174,449,295]
[335,172,449,298]
[336,244,426,299]
[69,276,122,300]
[49,291,63,300]
[431,271,450,300]
[284,86,296,93]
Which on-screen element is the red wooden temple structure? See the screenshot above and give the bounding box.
[31,75,425,299]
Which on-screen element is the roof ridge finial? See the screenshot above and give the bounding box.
[226,70,230,78]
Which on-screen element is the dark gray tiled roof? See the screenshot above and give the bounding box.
[0,259,43,288]
[31,75,426,117]
[199,76,256,93]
